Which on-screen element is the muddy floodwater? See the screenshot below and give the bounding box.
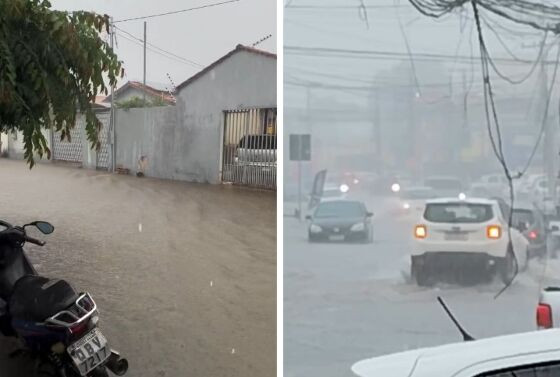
[0,159,276,377]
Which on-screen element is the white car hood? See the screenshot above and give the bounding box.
[352,350,422,377]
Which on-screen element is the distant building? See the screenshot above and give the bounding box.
[103,81,175,106]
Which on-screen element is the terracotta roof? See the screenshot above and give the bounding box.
[104,81,175,104]
[176,44,276,91]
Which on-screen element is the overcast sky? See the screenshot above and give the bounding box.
[52,0,276,90]
[284,1,549,108]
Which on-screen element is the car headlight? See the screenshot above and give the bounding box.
[350,222,365,232]
[403,202,410,210]
[310,224,322,233]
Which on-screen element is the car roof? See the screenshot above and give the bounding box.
[424,176,462,181]
[425,197,497,205]
[352,329,560,377]
[317,199,363,205]
[402,186,433,192]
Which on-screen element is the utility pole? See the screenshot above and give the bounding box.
[541,54,558,205]
[110,17,116,172]
[373,87,382,174]
[143,21,147,105]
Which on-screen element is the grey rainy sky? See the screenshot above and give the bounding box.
[51,0,276,90]
[284,1,552,108]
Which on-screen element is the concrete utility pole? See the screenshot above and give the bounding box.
[143,21,147,105]
[110,17,116,172]
[541,55,558,204]
[374,87,382,172]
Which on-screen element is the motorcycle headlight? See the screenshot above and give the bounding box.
[403,202,410,210]
[310,224,322,233]
[350,222,365,232]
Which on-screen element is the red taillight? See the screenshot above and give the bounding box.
[537,303,553,329]
[69,320,89,336]
[529,231,538,240]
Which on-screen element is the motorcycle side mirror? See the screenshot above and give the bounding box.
[28,221,55,234]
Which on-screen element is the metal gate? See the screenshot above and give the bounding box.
[222,108,277,190]
[95,110,111,170]
[52,117,84,163]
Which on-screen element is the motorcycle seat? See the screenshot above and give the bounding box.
[9,275,78,322]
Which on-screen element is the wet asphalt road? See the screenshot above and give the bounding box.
[284,192,560,377]
[0,159,276,377]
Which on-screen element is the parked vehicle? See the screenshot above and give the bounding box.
[423,176,465,198]
[411,197,529,286]
[352,329,560,377]
[0,220,128,377]
[235,134,277,165]
[537,287,560,329]
[306,200,373,243]
[512,203,547,258]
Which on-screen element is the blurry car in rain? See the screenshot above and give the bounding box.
[411,197,529,286]
[320,184,349,202]
[423,176,465,198]
[475,173,508,197]
[398,186,436,217]
[512,203,547,258]
[306,200,373,243]
[519,173,546,195]
[352,329,560,377]
[467,183,493,199]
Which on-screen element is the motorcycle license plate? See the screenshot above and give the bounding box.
[67,328,109,376]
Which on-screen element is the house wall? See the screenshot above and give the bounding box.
[174,50,277,183]
[115,106,178,179]
[6,129,51,161]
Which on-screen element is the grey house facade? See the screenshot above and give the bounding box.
[115,44,277,185]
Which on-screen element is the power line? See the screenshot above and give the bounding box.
[117,32,201,70]
[113,0,241,23]
[114,26,203,68]
[395,0,422,95]
[285,4,411,9]
[285,45,559,65]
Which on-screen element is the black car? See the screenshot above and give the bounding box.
[306,200,373,243]
[512,203,547,257]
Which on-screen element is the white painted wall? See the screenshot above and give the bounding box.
[174,50,277,183]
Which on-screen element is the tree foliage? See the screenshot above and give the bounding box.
[116,96,171,109]
[0,0,123,167]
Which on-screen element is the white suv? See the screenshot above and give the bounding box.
[411,197,528,285]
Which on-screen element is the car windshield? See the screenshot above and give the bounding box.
[512,209,535,225]
[424,203,494,223]
[424,178,462,190]
[314,201,365,218]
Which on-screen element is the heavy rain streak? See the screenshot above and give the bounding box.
[284,1,560,376]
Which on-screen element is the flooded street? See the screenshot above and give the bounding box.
[284,193,560,377]
[0,159,276,377]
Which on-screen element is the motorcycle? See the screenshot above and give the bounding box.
[0,220,128,377]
